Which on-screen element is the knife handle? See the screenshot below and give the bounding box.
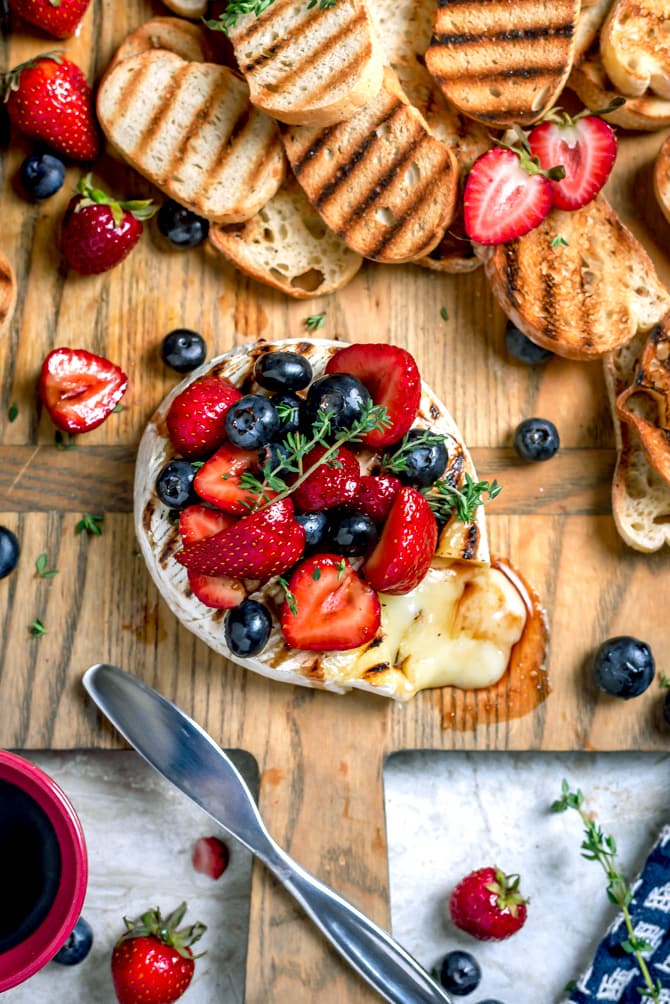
[266,845,453,1004]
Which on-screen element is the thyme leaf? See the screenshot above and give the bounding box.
[35,553,59,579]
[205,0,336,34]
[29,618,46,637]
[277,576,298,615]
[75,514,104,536]
[304,312,326,331]
[423,473,502,524]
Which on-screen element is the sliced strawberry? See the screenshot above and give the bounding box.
[280,554,381,651]
[528,115,617,211]
[176,498,305,580]
[463,148,554,245]
[39,347,127,434]
[325,343,421,448]
[292,445,361,512]
[349,474,402,523]
[188,571,245,609]
[166,375,242,459]
[363,486,437,594]
[192,836,229,880]
[193,444,267,514]
[178,505,236,546]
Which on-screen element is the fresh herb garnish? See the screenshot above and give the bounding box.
[54,430,76,450]
[191,461,205,471]
[205,0,336,34]
[75,513,104,536]
[277,576,298,615]
[112,404,126,413]
[304,312,326,331]
[35,553,59,579]
[659,673,670,689]
[8,402,18,422]
[423,473,502,524]
[381,429,447,477]
[312,567,322,581]
[551,235,569,248]
[440,306,449,321]
[552,781,662,1003]
[336,558,346,581]
[29,618,46,637]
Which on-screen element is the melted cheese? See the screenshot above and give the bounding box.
[352,563,527,693]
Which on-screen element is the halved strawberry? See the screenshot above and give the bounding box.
[363,486,437,594]
[292,445,361,512]
[178,505,236,545]
[39,347,127,433]
[463,148,554,246]
[166,375,242,460]
[193,444,266,514]
[187,571,245,610]
[349,474,402,523]
[325,344,421,448]
[176,498,305,580]
[528,113,617,211]
[280,554,381,651]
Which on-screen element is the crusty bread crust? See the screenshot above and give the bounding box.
[425,0,580,127]
[105,17,215,76]
[0,250,16,336]
[97,51,285,224]
[282,67,459,263]
[479,195,670,360]
[228,0,383,126]
[568,53,670,130]
[605,331,670,552]
[600,0,670,99]
[654,134,670,226]
[209,181,363,298]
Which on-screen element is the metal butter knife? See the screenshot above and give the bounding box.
[82,664,452,1004]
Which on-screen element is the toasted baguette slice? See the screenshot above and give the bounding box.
[282,67,459,263]
[616,313,670,486]
[604,332,670,552]
[162,0,207,17]
[568,53,670,129]
[106,17,215,74]
[227,0,383,127]
[97,51,285,224]
[0,251,16,335]
[654,134,670,225]
[479,195,670,360]
[425,0,580,127]
[600,0,670,99]
[573,0,615,64]
[209,181,363,298]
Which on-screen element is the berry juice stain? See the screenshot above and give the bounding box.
[0,780,62,952]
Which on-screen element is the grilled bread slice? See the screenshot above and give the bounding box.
[97,50,285,224]
[162,0,208,17]
[227,0,383,127]
[0,251,16,336]
[425,0,581,127]
[654,134,670,225]
[282,67,459,263]
[600,0,670,99]
[568,53,670,129]
[479,195,670,360]
[604,331,670,552]
[616,313,670,486]
[573,0,615,64]
[106,17,215,73]
[209,181,363,298]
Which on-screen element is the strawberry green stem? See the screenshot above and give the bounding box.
[1,51,63,101]
[76,174,156,226]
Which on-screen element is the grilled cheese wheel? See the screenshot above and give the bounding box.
[425,0,581,127]
[601,0,670,99]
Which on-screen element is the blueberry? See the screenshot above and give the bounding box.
[53,916,93,965]
[513,417,560,462]
[226,394,280,449]
[19,152,65,200]
[505,323,553,364]
[0,526,20,579]
[255,351,313,392]
[257,440,290,474]
[271,391,304,437]
[438,950,482,996]
[295,511,328,551]
[157,200,209,248]
[326,512,378,556]
[225,599,273,657]
[160,329,207,373]
[477,1000,506,1004]
[305,374,372,435]
[593,636,655,699]
[155,459,196,509]
[388,429,448,487]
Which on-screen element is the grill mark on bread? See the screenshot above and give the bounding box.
[431,23,574,46]
[431,63,569,83]
[342,125,425,218]
[502,243,521,308]
[206,104,253,180]
[232,0,297,46]
[304,40,373,105]
[134,64,188,158]
[540,271,559,341]
[241,2,337,72]
[291,125,338,176]
[105,59,153,129]
[166,75,233,177]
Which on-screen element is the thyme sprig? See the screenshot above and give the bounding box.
[276,576,297,615]
[552,781,661,1003]
[239,400,390,511]
[381,430,447,476]
[423,473,502,524]
[205,0,336,33]
[35,553,58,579]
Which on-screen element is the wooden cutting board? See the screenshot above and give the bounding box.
[2,5,670,1000]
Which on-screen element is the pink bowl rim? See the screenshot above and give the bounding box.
[0,750,88,992]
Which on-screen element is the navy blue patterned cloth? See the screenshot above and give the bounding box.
[563,825,670,1003]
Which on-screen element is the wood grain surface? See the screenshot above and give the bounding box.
[2,4,670,1001]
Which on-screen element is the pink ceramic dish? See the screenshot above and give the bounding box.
[0,751,88,992]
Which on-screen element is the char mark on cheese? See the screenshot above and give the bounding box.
[462,523,480,561]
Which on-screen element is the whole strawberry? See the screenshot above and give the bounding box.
[449,866,528,941]
[2,52,99,160]
[61,175,155,275]
[9,0,92,39]
[111,902,205,1004]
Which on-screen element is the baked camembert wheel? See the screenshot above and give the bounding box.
[135,339,529,701]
